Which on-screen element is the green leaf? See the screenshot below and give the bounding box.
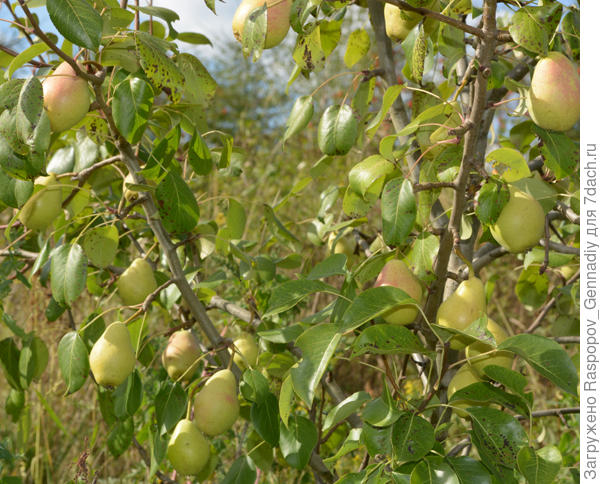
[366,85,403,137]
[307,253,347,280]
[251,393,280,447]
[0,171,32,208]
[381,178,416,247]
[517,446,562,484]
[475,181,510,225]
[342,185,378,218]
[178,53,217,109]
[412,26,427,84]
[410,456,459,484]
[177,32,212,46]
[155,381,187,433]
[291,323,341,405]
[131,5,179,23]
[532,126,578,179]
[337,286,415,333]
[348,155,395,198]
[392,412,435,462]
[293,25,326,73]
[498,334,579,396]
[469,407,528,471]
[264,279,340,318]
[447,456,492,484]
[82,225,119,269]
[448,382,530,417]
[155,170,199,233]
[18,335,48,387]
[515,266,549,309]
[188,131,212,176]
[0,338,22,390]
[135,32,184,103]
[47,0,102,50]
[508,8,548,56]
[112,77,154,144]
[16,77,45,146]
[279,415,318,470]
[57,331,89,395]
[6,44,49,80]
[242,4,267,62]
[51,244,88,307]
[363,393,400,427]
[222,456,257,484]
[227,198,246,239]
[323,391,370,431]
[344,29,370,68]
[284,95,314,142]
[352,324,428,358]
[114,370,143,418]
[107,417,134,457]
[318,104,358,156]
[486,148,531,182]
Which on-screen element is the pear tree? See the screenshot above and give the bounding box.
[0,0,581,483]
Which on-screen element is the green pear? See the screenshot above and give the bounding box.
[232,333,259,369]
[384,0,436,42]
[167,419,210,476]
[374,260,423,325]
[89,321,136,387]
[447,364,481,418]
[162,330,203,381]
[526,52,579,132]
[194,369,239,436]
[465,318,513,375]
[42,61,91,132]
[232,0,292,49]
[18,174,63,231]
[82,225,119,269]
[490,189,545,253]
[436,275,486,349]
[117,257,157,306]
[327,232,357,258]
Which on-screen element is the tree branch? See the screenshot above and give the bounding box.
[516,407,579,420]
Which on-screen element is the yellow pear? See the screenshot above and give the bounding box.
[436,275,486,349]
[89,322,136,387]
[327,232,357,258]
[374,260,423,325]
[232,333,259,369]
[232,0,292,49]
[490,189,545,253]
[167,419,210,476]
[447,364,481,418]
[465,318,513,375]
[18,174,63,231]
[526,52,579,132]
[162,330,203,381]
[194,369,239,436]
[42,61,91,132]
[117,257,157,306]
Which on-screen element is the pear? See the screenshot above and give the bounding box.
[465,318,513,375]
[232,333,259,369]
[89,322,136,387]
[117,257,157,306]
[490,189,545,253]
[327,232,357,258]
[447,364,481,418]
[43,61,91,132]
[384,0,436,42]
[374,260,423,325]
[162,330,203,381]
[436,275,485,349]
[194,369,239,436]
[232,0,292,49]
[18,174,63,231]
[526,52,579,132]
[167,419,210,476]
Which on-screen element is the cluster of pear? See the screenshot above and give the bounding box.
[232,0,292,49]
[526,52,580,132]
[373,260,513,418]
[163,330,260,476]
